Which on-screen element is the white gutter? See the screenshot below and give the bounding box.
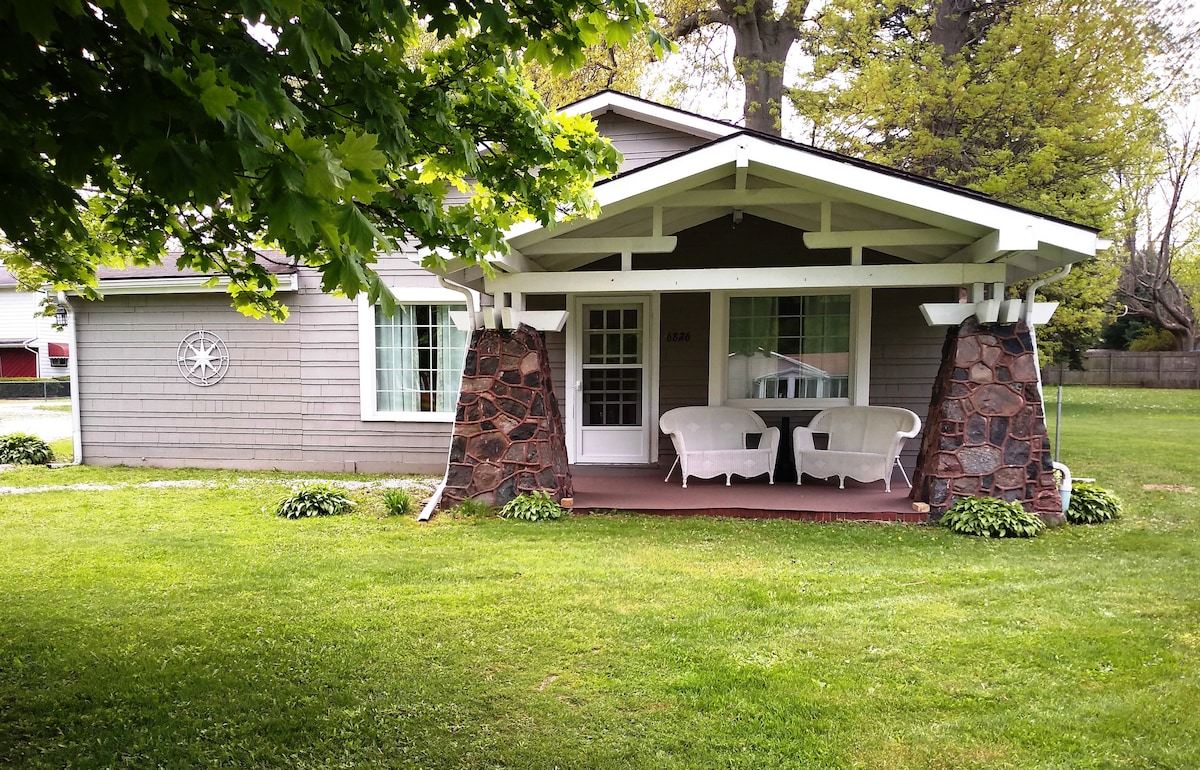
[57,291,83,466]
[94,273,300,295]
[416,276,481,521]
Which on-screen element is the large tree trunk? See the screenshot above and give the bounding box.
[929,0,1017,63]
[728,8,798,135]
[671,1,807,137]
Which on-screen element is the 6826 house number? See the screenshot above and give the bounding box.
[664,331,691,343]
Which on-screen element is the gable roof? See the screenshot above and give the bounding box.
[560,91,740,142]
[477,97,1104,282]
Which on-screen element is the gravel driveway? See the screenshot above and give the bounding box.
[0,399,73,441]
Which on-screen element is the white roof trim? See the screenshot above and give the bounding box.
[91,273,300,296]
[508,134,1101,264]
[561,92,739,142]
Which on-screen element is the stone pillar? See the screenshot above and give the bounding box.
[441,324,572,508]
[910,318,1064,525]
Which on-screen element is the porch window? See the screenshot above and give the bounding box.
[726,294,851,402]
[359,289,470,422]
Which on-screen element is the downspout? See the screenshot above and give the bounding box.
[1024,264,1072,511]
[57,291,83,466]
[1024,263,1072,404]
[417,276,480,521]
[19,338,39,375]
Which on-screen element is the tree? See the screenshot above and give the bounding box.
[1113,119,1200,351]
[525,41,652,108]
[0,0,665,320]
[663,0,813,135]
[790,0,1193,364]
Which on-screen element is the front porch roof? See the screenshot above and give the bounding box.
[443,123,1104,291]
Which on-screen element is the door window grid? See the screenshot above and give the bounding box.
[582,305,643,427]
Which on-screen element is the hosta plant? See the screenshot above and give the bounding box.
[1066,481,1122,524]
[499,491,564,522]
[0,432,54,465]
[275,484,355,519]
[940,495,1045,538]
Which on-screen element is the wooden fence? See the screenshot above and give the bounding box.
[1041,350,1200,388]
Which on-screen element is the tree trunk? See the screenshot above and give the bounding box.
[730,11,797,136]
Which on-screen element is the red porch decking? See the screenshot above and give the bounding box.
[571,469,929,523]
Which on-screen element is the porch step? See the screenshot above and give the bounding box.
[574,506,929,523]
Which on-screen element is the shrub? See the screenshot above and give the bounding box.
[1128,326,1175,352]
[448,498,494,520]
[275,484,355,519]
[0,433,54,465]
[1066,481,1122,524]
[381,488,415,517]
[940,496,1045,538]
[498,491,564,522]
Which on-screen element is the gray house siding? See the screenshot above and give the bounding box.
[76,262,458,474]
[656,292,711,466]
[869,287,954,471]
[596,113,708,172]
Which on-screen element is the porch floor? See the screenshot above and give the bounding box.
[570,468,928,523]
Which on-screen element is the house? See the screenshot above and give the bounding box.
[0,271,71,381]
[64,93,1103,518]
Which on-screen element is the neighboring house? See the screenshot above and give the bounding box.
[0,271,70,379]
[66,93,1102,501]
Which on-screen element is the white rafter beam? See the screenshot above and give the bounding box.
[485,262,1006,295]
[487,246,543,273]
[946,227,1040,263]
[663,189,827,207]
[803,229,975,249]
[521,236,678,256]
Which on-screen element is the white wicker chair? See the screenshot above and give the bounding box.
[793,406,921,492]
[660,406,780,488]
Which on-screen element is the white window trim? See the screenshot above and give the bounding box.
[708,288,872,409]
[358,287,473,423]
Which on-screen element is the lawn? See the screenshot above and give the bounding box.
[1,386,1197,769]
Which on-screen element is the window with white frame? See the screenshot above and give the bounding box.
[359,289,469,421]
[725,294,852,402]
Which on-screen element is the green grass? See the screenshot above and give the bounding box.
[0,386,1197,768]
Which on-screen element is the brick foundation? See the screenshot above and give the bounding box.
[910,318,1064,525]
[442,325,572,508]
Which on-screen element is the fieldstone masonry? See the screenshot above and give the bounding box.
[911,318,1064,525]
[441,325,572,508]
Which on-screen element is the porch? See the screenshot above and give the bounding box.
[571,468,927,523]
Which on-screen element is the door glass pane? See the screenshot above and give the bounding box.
[585,306,641,365]
[582,369,643,426]
[581,304,644,427]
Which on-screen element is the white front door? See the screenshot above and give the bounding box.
[575,298,653,464]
